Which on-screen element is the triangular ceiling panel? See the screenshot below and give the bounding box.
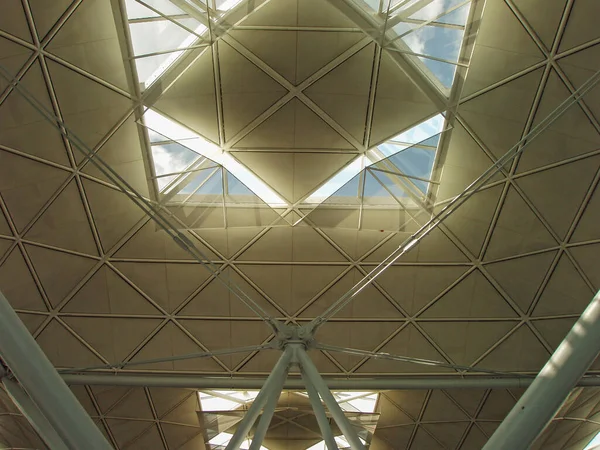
[0,204,13,236]
[62,316,162,365]
[46,0,129,90]
[0,62,71,165]
[161,394,199,425]
[375,425,414,449]
[82,179,146,252]
[149,388,195,419]
[462,0,545,96]
[411,427,444,449]
[357,324,453,374]
[319,228,392,261]
[36,318,103,367]
[25,244,96,308]
[485,251,557,313]
[63,265,161,315]
[0,247,46,311]
[475,324,550,371]
[0,36,33,91]
[459,68,543,161]
[375,265,470,316]
[113,261,213,313]
[532,317,577,351]
[440,185,503,258]
[516,70,600,173]
[461,425,488,449]
[153,49,219,144]
[25,179,97,255]
[423,422,469,449]
[28,0,73,41]
[370,53,439,147]
[187,227,261,259]
[420,321,515,367]
[91,385,131,414]
[305,43,375,142]
[129,321,225,372]
[0,0,31,42]
[478,389,516,421]
[446,389,487,417]
[484,186,557,260]
[233,98,354,150]
[106,388,153,420]
[513,0,567,50]
[421,269,517,318]
[422,391,470,422]
[162,423,202,449]
[559,0,598,52]
[46,60,132,156]
[516,156,600,240]
[570,243,600,290]
[557,44,600,121]
[104,418,153,449]
[533,252,595,316]
[218,40,288,142]
[0,238,11,261]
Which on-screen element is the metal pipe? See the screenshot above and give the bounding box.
[483,290,600,450]
[301,371,339,450]
[60,373,600,390]
[0,290,113,450]
[295,346,365,450]
[225,347,292,450]
[248,369,287,450]
[2,378,69,450]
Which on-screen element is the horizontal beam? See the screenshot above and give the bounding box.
[62,374,600,390]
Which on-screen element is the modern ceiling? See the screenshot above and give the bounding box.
[0,0,599,448]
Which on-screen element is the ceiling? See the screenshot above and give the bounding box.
[0,0,599,448]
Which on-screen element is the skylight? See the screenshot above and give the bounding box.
[585,432,600,450]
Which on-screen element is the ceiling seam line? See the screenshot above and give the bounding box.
[113,318,170,368]
[468,322,524,368]
[512,148,600,179]
[84,385,119,448]
[481,246,560,265]
[54,316,112,365]
[170,319,232,371]
[526,250,563,317]
[407,390,432,449]
[144,387,169,450]
[477,181,512,261]
[524,319,554,354]
[17,240,102,260]
[228,264,290,317]
[0,144,73,171]
[355,265,409,316]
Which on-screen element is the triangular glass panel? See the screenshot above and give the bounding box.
[363,169,403,206]
[323,172,362,205]
[151,142,202,177]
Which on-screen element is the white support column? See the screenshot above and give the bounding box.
[301,371,339,450]
[483,289,600,450]
[0,290,113,450]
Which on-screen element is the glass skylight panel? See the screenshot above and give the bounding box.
[304,156,367,204]
[585,432,600,450]
[208,432,268,450]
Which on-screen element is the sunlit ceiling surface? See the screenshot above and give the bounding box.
[0,0,600,448]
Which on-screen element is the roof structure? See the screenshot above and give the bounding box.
[0,0,600,448]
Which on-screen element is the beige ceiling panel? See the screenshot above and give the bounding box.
[160,392,199,425]
[532,317,576,353]
[484,187,557,261]
[62,316,162,363]
[315,321,400,370]
[0,0,31,42]
[533,253,594,316]
[104,388,154,420]
[570,243,600,290]
[63,265,161,315]
[375,265,470,316]
[374,424,414,449]
[440,185,503,258]
[219,41,287,141]
[149,388,196,419]
[0,208,11,236]
[300,206,361,229]
[0,238,11,261]
[113,261,213,313]
[420,321,515,367]
[384,390,428,421]
[0,36,32,91]
[295,154,356,201]
[296,32,365,83]
[423,422,469,449]
[0,62,71,165]
[509,0,563,54]
[82,179,146,252]
[91,385,132,415]
[475,324,550,371]
[485,251,557,313]
[462,0,545,97]
[377,396,414,427]
[129,321,225,372]
[115,220,219,261]
[566,422,600,449]
[176,434,206,450]
[46,0,129,90]
[460,67,543,160]
[231,152,294,201]
[153,50,219,144]
[517,71,600,173]
[558,44,600,121]
[238,264,347,315]
[411,427,444,449]
[421,269,517,318]
[238,345,289,372]
[234,99,354,150]
[195,227,263,259]
[305,44,375,142]
[126,424,165,450]
[47,60,132,154]
[178,266,280,317]
[0,247,46,311]
[36,318,103,367]
[477,389,516,420]
[319,228,391,260]
[239,0,298,26]
[26,244,97,306]
[446,389,488,417]
[461,425,489,449]
[422,391,470,422]
[516,156,600,240]
[28,0,73,41]
[25,180,97,254]
[82,118,149,195]
[104,418,154,449]
[238,226,346,262]
[298,0,357,27]
[229,30,298,84]
[436,122,502,202]
[69,385,97,416]
[17,312,46,334]
[369,54,439,147]
[357,324,453,374]
[162,423,202,449]
[179,319,272,370]
[559,0,600,52]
